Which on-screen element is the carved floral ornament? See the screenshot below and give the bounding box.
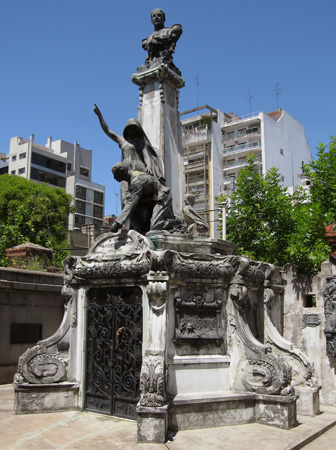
[139,352,166,407]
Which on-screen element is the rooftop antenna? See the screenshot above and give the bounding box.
[274,83,282,110]
[114,189,119,215]
[195,74,200,106]
[247,88,253,115]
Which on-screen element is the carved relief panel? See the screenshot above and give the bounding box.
[173,286,226,349]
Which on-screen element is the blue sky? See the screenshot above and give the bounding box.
[1,1,335,215]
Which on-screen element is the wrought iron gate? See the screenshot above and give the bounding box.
[85,287,142,419]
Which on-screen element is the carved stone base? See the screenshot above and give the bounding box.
[168,392,298,431]
[14,383,79,415]
[136,405,168,443]
[169,392,255,430]
[255,393,298,429]
[295,386,321,416]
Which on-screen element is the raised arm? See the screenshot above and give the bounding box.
[93,104,124,146]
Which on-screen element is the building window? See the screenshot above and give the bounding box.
[76,185,86,200]
[94,191,104,205]
[32,152,66,174]
[93,205,103,219]
[11,170,16,174]
[281,175,285,182]
[80,167,89,177]
[75,214,86,227]
[19,152,26,160]
[67,162,72,172]
[18,167,25,174]
[75,200,86,214]
[185,122,200,131]
[12,155,17,162]
[280,148,284,155]
[10,323,42,344]
[31,167,66,188]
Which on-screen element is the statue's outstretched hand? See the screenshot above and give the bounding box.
[93,104,101,116]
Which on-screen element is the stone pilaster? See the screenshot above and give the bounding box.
[136,272,169,443]
[132,64,185,215]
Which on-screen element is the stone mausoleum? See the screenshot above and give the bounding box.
[13,9,321,444]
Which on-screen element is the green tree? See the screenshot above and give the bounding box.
[287,136,336,273]
[218,154,294,266]
[217,137,336,274]
[305,136,336,222]
[0,174,74,267]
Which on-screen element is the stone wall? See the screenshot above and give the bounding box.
[0,267,64,383]
[282,261,336,405]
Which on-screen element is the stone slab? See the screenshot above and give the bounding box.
[14,382,79,414]
[147,234,237,255]
[254,394,298,429]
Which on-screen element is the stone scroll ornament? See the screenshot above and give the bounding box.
[139,352,167,407]
[230,283,293,396]
[14,283,75,385]
[323,276,336,356]
[264,284,317,388]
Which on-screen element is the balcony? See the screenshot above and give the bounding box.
[223,140,261,155]
[222,127,261,141]
[223,156,262,170]
[182,125,212,146]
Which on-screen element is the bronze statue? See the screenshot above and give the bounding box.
[111,162,178,234]
[182,194,209,236]
[94,104,165,205]
[142,9,182,70]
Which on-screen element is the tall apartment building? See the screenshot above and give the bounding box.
[2,135,105,230]
[181,107,311,238]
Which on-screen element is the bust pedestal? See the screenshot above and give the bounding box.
[132,64,185,216]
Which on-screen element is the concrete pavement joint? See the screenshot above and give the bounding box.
[289,420,336,450]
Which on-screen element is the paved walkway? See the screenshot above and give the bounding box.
[1,384,336,450]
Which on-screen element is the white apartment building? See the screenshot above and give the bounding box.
[181,107,311,238]
[3,135,105,230]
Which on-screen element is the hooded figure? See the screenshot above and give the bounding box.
[94,105,165,206]
[122,118,165,182]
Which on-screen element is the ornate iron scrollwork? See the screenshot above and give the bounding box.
[85,287,142,419]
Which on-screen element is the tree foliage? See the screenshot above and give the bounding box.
[217,137,336,274]
[218,154,294,266]
[0,174,74,267]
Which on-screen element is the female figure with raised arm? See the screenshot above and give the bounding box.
[93,104,165,205]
